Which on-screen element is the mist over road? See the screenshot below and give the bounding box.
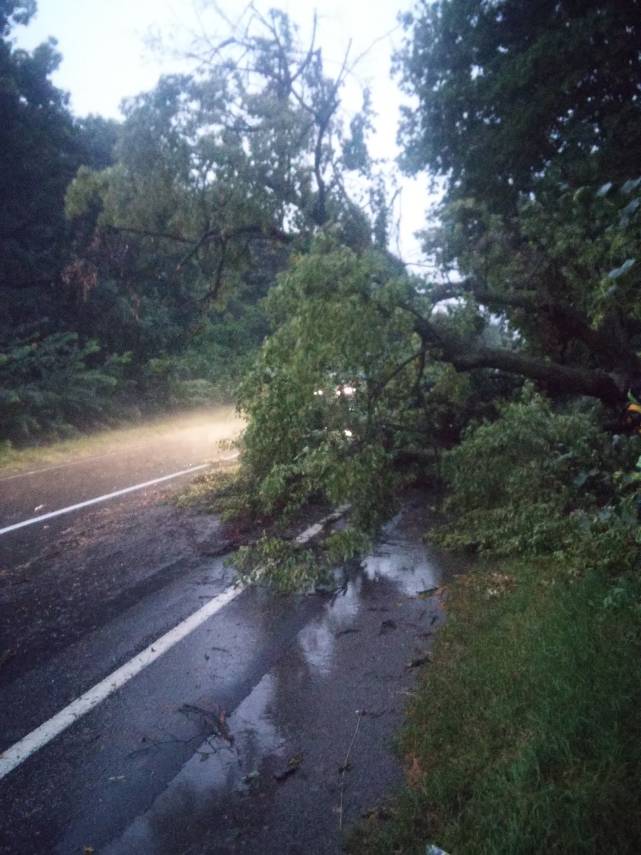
[0,408,243,684]
[0,407,243,531]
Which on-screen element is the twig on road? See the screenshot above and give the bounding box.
[338,709,364,830]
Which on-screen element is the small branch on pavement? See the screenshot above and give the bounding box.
[338,709,364,830]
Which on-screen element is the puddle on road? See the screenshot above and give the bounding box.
[105,504,467,855]
[297,578,362,676]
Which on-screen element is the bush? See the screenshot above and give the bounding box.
[436,389,640,566]
[0,332,129,442]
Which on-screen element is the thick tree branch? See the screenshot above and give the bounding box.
[447,345,622,404]
[105,225,196,245]
[412,314,623,405]
[470,286,640,373]
[426,277,641,375]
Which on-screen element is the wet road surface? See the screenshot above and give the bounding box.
[0,406,242,531]
[0,409,242,688]
[0,412,462,854]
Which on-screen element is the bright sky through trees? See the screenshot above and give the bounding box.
[16,0,432,261]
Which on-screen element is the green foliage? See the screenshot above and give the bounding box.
[436,389,639,557]
[122,278,273,412]
[238,238,429,528]
[233,526,371,592]
[399,0,641,206]
[0,332,129,441]
[420,173,641,381]
[64,5,382,314]
[0,4,129,443]
[232,234,529,579]
[41,7,390,442]
[400,2,641,406]
[179,463,372,593]
[10,6,384,443]
[323,527,372,566]
[234,536,326,592]
[0,5,117,334]
[345,8,641,852]
[351,559,641,854]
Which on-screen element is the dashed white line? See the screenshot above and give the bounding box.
[0,464,211,537]
[0,583,243,781]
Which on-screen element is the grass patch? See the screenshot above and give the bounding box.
[350,560,641,854]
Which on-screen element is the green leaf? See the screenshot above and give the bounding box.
[607,259,636,280]
[596,182,613,197]
[620,177,641,195]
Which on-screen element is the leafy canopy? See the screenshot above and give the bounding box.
[398,0,641,207]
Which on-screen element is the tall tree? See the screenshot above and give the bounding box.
[0,0,118,335]
[389,0,641,403]
[67,7,379,315]
[398,0,641,209]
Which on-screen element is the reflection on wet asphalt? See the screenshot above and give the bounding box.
[101,504,465,855]
[0,499,467,855]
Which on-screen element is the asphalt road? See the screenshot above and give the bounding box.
[0,410,462,854]
[0,406,243,530]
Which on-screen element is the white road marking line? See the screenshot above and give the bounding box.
[0,464,211,537]
[0,583,243,781]
[295,504,351,544]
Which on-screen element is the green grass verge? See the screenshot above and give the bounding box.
[349,561,641,854]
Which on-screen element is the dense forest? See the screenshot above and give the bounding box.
[3,0,641,849]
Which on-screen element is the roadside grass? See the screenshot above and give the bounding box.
[0,406,242,477]
[349,559,641,854]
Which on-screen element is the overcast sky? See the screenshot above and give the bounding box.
[16,0,436,261]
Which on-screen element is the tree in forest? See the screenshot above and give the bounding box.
[398,0,641,208]
[0,1,125,441]
[62,7,391,412]
[0,0,118,333]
